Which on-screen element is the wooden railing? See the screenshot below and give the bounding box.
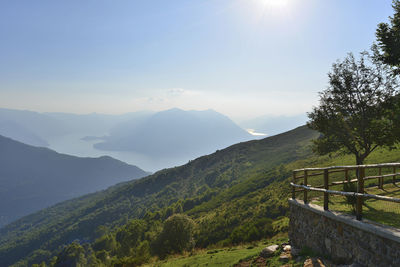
[290,163,400,220]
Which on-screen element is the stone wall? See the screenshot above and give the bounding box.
[289,199,400,267]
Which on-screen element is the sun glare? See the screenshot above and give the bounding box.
[259,0,289,8]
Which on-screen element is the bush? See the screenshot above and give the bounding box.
[153,214,195,258]
[343,183,357,214]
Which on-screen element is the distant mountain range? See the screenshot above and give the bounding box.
[0,135,148,228]
[0,107,258,171]
[0,108,67,146]
[0,107,253,156]
[0,108,151,146]
[95,108,254,157]
[0,120,49,147]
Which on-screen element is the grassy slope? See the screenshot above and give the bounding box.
[0,126,319,266]
[313,184,400,228]
[147,235,300,267]
[148,242,271,267]
[153,148,400,266]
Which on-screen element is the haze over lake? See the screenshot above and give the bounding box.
[47,133,194,172]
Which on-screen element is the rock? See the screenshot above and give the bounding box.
[283,245,291,251]
[252,256,266,266]
[259,244,279,258]
[324,238,331,252]
[337,263,364,267]
[303,258,326,267]
[279,252,291,262]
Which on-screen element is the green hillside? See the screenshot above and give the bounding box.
[2,125,400,266]
[0,126,316,266]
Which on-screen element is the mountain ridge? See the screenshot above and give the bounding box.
[0,134,148,228]
[95,108,254,157]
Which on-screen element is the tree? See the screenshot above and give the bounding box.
[115,219,146,257]
[376,0,400,74]
[54,242,101,267]
[153,214,195,258]
[307,52,399,165]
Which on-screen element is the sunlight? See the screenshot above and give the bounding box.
[259,0,289,8]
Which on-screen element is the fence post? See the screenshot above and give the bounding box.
[292,171,296,199]
[393,167,397,185]
[356,167,365,221]
[345,169,349,182]
[304,170,308,204]
[324,169,329,210]
[378,167,383,189]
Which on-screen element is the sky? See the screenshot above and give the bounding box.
[0,0,395,121]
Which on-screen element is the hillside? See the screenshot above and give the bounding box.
[4,124,400,266]
[239,114,308,136]
[0,120,49,147]
[0,126,319,266]
[95,108,254,157]
[0,135,148,228]
[4,123,400,266]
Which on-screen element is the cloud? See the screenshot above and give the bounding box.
[166,88,186,97]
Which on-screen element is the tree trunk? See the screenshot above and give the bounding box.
[356,156,364,166]
[355,155,364,179]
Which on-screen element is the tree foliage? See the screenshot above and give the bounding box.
[307,52,399,165]
[376,0,400,74]
[153,214,196,258]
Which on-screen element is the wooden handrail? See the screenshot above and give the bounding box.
[291,163,400,221]
[290,183,400,203]
[293,163,400,172]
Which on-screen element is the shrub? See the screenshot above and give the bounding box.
[153,214,195,258]
[343,183,357,214]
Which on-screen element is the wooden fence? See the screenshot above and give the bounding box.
[290,163,400,220]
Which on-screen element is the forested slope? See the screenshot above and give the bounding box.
[0,135,148,228]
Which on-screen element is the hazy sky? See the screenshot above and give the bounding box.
[0,0,394,120]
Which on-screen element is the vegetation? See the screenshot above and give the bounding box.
[146,237,288,267]
[376,0,400,74]
[342,182,357,214]
[0,126,318,266]
[2,124,400,267]
[307,51,399,165]
[153,214,195,258]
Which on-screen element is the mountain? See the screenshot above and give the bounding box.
[95,108,254,157]
[239,113,308,136]
[0,120,49,147]
[45,111,153,136]
[0,135,148,228]
[0,108,152,141]
[0,126,321,266]
[0,108,68,141]
[0,108,252,172]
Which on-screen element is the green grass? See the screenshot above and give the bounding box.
[147,244,264,267]
[146,235,316,267]
[146,237,290,267]
[312,183,400,228]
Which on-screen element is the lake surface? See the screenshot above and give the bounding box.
[47,133,212,173]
